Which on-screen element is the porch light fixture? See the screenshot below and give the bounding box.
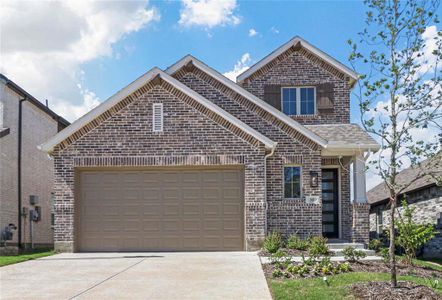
[310,171,319,187]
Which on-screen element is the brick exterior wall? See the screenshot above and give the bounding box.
[370,185,442,231]
[174,69,326,238]
[240,47,351,125]
[51,45,371,251]
[1,84,58,249]
[52,83,267,251]
[352,203,370,244]
[173,66,359,241]
[370,185,442,258]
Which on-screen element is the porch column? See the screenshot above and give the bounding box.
[353,153,367,203]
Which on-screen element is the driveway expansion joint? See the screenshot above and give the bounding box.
[68,258,146,299]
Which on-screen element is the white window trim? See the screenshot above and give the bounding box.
[152,103,163,132]
[283,165,303,200]
[281,86,316,116]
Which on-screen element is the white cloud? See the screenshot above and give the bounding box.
[363,26,441,191]
[416,25,440,75]
[178,0,240,28]
[0,1,160,122]
[270,26,279,34]
[248,28,258,37]
[223,53,252,82]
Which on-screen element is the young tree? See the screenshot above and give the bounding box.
[348,0,441,288]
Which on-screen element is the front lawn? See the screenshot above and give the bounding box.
[269,272,442,300]
[0,250,54,267]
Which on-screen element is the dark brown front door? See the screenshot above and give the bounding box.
[322,169,339,238]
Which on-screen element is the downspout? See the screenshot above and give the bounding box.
[264,145,277,236]
[18,97,27,249]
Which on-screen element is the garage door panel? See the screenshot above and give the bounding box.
[163,204,180,216]
[77,168,243,251]
[203,204,221,215]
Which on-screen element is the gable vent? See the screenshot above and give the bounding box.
[152,103,163,132]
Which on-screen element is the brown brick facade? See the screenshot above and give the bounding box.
[51,44,370,251]
[240,47,351,125]
[52,84,267,251]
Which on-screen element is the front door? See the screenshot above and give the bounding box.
[321,169,339,238]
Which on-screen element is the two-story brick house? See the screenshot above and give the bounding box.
[0,74,69,252]
[40,37,379,252]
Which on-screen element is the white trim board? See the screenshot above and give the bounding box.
[236,36,359,86]
[165,55,328,147]
[39,68,277,153]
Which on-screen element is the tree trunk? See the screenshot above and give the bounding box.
[389,198,397,288]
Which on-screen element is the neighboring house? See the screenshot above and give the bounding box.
[39,36,380,252]
[368,156,442,258]
[0,74,69,251]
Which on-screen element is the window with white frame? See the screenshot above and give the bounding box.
[281,87,315,115]
[284,166,302,199]
[152,103,163,132]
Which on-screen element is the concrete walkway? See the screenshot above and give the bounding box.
[0,252,271,300]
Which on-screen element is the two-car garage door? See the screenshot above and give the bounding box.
[76,168,244,252]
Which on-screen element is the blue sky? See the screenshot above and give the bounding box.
[81,1,366,122]
[2,1,439,189]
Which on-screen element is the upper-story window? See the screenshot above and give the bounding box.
[281,87,316,116]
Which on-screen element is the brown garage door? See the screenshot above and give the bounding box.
[76,168,244,251]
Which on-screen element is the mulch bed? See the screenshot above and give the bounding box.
[351,261,441,279]
[351,281,441,300]
[258,248,308,257]
[262,260,442,280]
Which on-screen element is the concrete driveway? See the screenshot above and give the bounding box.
[0,252,271,300]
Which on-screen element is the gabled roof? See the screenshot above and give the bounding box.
[1,73,70,127]
[305,124,380,151]
[39,68,277,153]
[165,55,328,148]
[236,36,359,86]
[368,154,442,206]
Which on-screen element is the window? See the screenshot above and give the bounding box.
[284,166,301,199]
[281,87,315,115]
[152,103,163,132]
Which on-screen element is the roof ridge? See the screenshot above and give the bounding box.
[39,68,276,153]
[236,36,358,86]
[165,55,328,148]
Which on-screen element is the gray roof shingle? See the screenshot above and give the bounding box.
[305,123,378,148]
[367,154,442,205]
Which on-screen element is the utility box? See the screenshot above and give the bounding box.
[30,207,41,222]
[29,195,39,205]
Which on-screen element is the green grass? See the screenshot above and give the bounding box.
[411,257,442,272]
[420,258,442,267]
[269,272,442,300]
[0,250,54,267]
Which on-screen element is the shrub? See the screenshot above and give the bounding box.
[269,249,287,267]
[379,247,390,265]
[368,239,382,252]
[338,262,351,272]
[287,234,309,250]
[342,246,367,262]
[308,236,329,258]
[395,199,437,265]
[286,264,300,274]
[297,264,310,276]
[263,232,284,254]
[272,269,283,278]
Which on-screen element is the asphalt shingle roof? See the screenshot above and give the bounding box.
[305,123,378,147]
[367,154,442,205]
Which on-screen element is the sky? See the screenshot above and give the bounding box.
[0,0,440,190]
